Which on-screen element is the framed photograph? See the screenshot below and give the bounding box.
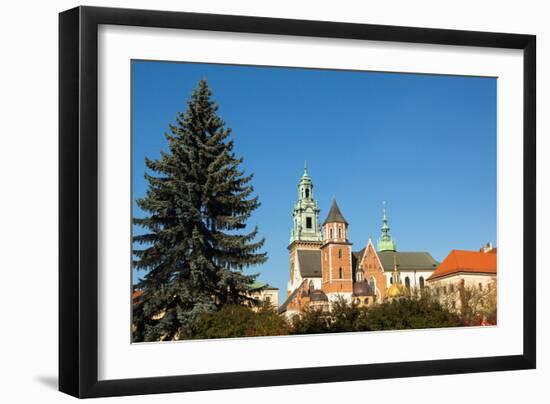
[59,6,536,398]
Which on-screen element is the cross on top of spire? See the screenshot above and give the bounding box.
[377,202,397,252]
[302,160,310,179]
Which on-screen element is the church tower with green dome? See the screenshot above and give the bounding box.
[287,162,323,296]
[289,162,322,244]
[377,203,397,252]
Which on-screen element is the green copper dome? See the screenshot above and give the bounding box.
[289,161,322,244]
[377,204,396,252]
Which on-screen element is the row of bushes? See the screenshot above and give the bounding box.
[187,294,464,340]
[134,284,497,341]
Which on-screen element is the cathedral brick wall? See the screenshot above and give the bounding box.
[321,242,353,294]
[286,280,311,312]
[360,243,388,302]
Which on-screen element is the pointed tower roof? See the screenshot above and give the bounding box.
[323,199,348,225]
[377,203,397,252]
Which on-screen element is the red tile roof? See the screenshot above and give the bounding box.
[427,249,497,281]
[132,290,143,300]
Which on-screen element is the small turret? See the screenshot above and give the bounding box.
[322,199,349,243]
[386,255,407,298]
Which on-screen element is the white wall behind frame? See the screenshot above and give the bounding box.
[0,1,546,404]
[98,23,522,380]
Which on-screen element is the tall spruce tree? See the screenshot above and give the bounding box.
[133,80,267,342]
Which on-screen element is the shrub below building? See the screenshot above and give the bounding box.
[190,304,290,339]
[291,295,462,335]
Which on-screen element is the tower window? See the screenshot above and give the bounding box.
[339,267,343,279]
[338,249,342,258]
[306,217,312,229]
[329,228,333,239]
[305,188,310,198]
[338,228,342,238]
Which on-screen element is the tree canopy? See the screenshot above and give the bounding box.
[133,80,267,342]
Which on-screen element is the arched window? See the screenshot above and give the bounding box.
[389,276,393,285]
[339,267,343,279]
[329,228,333,239]
[419,276,425,289]
[405,277,410,289]
[338,227,342,238]
[305,188,310,198]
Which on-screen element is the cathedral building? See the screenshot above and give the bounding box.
[279,165,439,317]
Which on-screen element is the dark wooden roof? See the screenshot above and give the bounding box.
[377,251,439,271]
[322,199,348,225]
[297,250,322,277]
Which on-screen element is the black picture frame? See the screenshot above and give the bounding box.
[59,5,536,398]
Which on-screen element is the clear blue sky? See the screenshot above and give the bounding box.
[132,60,496,303]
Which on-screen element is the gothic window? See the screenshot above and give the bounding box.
[405,277,410,289]
[419,276,425,289]
[339,267,343,279]
[306,217,312,229]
